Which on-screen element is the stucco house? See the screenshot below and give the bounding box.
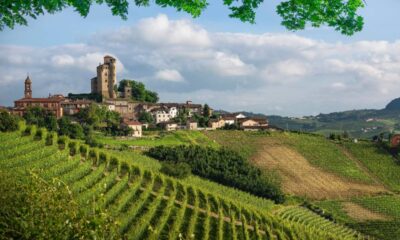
[208,119,225,129]
[186,120,198,130]
[122,120,142,137]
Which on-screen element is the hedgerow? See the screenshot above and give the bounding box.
[147,145,285,203]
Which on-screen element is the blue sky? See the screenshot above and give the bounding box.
[1,0,400,116]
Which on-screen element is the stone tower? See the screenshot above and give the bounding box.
[91,55,117,99]
[124,85,132,99]
[24,76,32,98]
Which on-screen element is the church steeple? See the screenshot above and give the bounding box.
[24,75,32,98]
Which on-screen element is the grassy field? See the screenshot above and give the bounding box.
[95,130,218,148]
[342,141,400,192]
[0,129,366,240]
[204,130,267,159]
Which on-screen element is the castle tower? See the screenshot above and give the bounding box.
[91,55,117,99]
[124,85,132,99]
[24,76,32,98]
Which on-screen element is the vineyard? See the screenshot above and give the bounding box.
[0,128,368,240]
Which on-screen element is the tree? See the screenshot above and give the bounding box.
[1,0,365,35]
[58,117,85,139]
[0,111,19,132]
[23,107,57,131]
[138,111,154,124]
[117,80,158,103]
[203,104,211,118]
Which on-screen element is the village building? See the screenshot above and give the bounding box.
[221,115,236,125]
[122,120,142,137]
[186,120,198,130]
[61,99,92,115]
[208,118,226,129]
[238,118,269,131]
[12,76,64,118]
[153,109,171,124]
[161,121,179,131]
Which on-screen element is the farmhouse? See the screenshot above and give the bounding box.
[209,118,225,129]
[122,120,142,137]
[186,120,198,130]
[238,118,269,130]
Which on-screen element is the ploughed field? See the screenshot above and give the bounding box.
[0,129,367,240]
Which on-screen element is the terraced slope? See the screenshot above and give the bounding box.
[0,130,367,240]
[276,206,363,240]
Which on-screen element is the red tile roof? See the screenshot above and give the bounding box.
[15,97,64,103]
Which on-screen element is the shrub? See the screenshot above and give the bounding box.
[22,126,32,136]
[108,157,119,172]
[89,149,98,166]
[98,152,108,165]
[45,132,54,146]
[68,142,77,156]
[57,136,68,150]
[34,128,43,141]
[130,166,141,182]
[120,162,130,177]
[143,170,153,182]
[160,162,191,179]
[0,111,19,132]
[79,145,88,160]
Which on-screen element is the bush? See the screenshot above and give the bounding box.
[89,149,98,166]
[57,136,68,150]
[34,128,43,141]
[160,162,191,179]
[68,142,77,156]
[130,166,141,182]
[108,157,119,172]
[120,162,130,177]
[45,132,54,146]
[79,145,88,160]
[0,111,19,132]
[22,126,32,136]
[98,152,108,165]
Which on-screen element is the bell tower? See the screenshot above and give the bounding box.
[24,75,32,98]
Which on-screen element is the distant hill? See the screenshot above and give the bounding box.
[219,98,400,139]
[385,97,400,110]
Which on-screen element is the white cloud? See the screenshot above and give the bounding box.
[1,15,400,116]
[155,69,184,82]
[52,54,75,67]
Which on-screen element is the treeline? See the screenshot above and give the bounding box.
[147,145,285,203]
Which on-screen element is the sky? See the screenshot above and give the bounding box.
[1,0,400,116]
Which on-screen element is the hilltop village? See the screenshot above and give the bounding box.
[8,55,270,137]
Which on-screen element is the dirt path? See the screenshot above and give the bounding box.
[252,139,387,200]
[342,202,391,222]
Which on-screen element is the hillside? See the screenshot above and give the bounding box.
[204,130,400,239]
[0,129,368,240]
